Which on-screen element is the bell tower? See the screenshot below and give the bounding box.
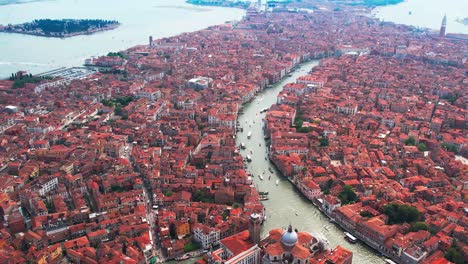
[440,15,447,37]
[249,213,262,244]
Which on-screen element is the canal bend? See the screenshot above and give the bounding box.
[236,60,384,264]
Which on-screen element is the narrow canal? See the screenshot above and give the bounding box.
[236,59,385,263]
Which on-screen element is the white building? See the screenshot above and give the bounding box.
[187,76,213,90]
[297,180,321,200]
[194,225,220,249]
[136,88,161,102]
[38,177,59,196]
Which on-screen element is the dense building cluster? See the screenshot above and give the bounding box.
[266,52,467,264]
[0,3,466,264]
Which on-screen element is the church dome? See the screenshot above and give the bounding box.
[281,225,298,247]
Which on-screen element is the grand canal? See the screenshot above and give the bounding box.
[235,60,385,263]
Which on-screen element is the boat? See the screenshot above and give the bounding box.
[268,175,271,180]
[258,175,264,180]
[175,255,190,261]
[259,196,269,201]
[259,191,269,195]
[324,226,330,231]
[384,259,397,264]
[295,212,299,216]
[344,232,358,243]
[241,142,246,149]
[269,167,274,173]
[247,131,252,138]
[276,180,279,185]
[246,155,252,162]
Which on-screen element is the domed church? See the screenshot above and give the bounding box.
[262,224,324,264]
[204,214,352,264]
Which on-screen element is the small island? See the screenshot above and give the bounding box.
[0,19,120,38]
[186,0,250,9]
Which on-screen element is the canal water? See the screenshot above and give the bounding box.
[236,60,385,263]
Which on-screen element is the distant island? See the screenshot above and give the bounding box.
[186,0,405,10]
[0,0,46,6]
[348,0,404,6]
[186,0,250,9]
[0,19,120,38]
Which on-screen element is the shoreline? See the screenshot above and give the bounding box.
[0,2,246,78]
[0,23,120,38]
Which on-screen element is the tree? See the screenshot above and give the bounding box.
[417,143,426,151]
[404,136,416,146]
[445,243,464,264]
[338,185,359,205]
[294,116,303,128]
[114,106,123,116]
[169,222,177,239]
[297,127,312,133]
[320,138,329,147]
[442,143,458,153]
[384,203,420,224]
[193,189,213,203]
[360,211,372,218]
[184,241,201,252]
[321,179,334,194]
[410,222,428,232]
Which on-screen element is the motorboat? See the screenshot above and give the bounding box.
[344,232,358,243]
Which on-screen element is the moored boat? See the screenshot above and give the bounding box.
[344,232,358,243]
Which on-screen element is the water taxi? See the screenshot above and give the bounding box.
[344,232,357,243]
